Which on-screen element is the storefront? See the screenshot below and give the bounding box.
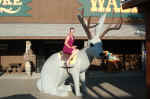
[0,0,145,72]
[122,0,150,98]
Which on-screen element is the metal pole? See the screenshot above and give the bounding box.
[144,6,150,98]
[141,41,146,72]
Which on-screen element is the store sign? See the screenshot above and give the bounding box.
[78,0,143,18]
[0,0,32,16]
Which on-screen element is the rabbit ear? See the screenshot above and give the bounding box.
[95,13,107,38]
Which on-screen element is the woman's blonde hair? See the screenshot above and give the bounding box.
[69,27,75,32]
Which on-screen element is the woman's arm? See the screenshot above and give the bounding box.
[64,36,72,48]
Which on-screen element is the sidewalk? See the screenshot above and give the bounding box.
[0,72,40,79]
[86,71,145,78]
[0,71,145,79]
[0,71,146,99]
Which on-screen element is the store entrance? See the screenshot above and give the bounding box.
[0,39,84,73]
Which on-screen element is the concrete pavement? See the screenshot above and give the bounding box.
[0,71,147,99]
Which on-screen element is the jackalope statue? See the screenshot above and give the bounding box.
[37,10,122,96]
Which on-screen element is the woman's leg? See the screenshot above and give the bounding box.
[67,49,79,66]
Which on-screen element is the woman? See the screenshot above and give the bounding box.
[63,27,79,67]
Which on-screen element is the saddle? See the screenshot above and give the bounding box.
[60,51,70,62]
[58,51,77,67]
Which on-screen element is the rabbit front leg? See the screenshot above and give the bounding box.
[72,69,82,96]
[80,72,88,93]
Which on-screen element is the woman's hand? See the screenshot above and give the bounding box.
[72,46,77,49]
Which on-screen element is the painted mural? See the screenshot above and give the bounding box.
[0,0,32,16]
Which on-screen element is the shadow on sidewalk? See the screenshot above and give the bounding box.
[0,94,36,99]
[80,72,147,99]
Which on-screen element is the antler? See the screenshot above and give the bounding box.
[77,9,93,39]
[77,7,123,40]
[77,15,93,39]
[77,10,107,39]
[100,9,123,39]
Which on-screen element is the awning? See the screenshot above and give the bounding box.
[0,24,145,40]
[102,24,145,40]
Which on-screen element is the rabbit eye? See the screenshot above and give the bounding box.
[90,43,94,47]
